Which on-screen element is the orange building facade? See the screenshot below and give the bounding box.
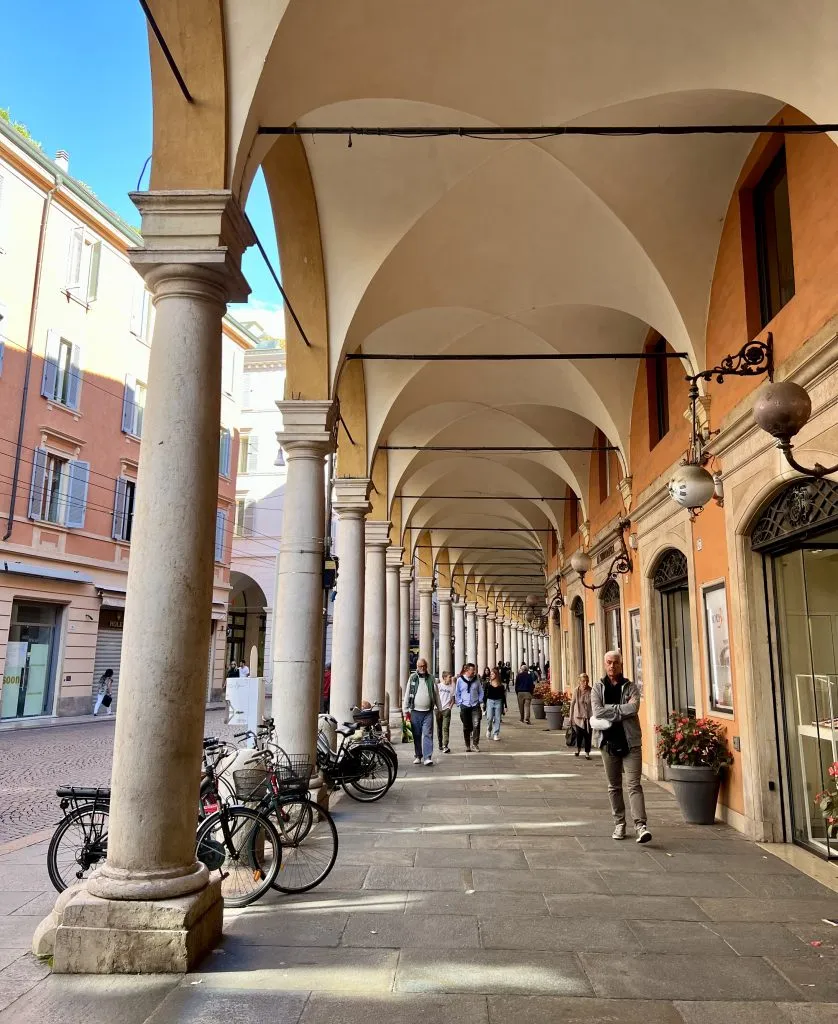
[552,110,838,859]
[0,120,252,720]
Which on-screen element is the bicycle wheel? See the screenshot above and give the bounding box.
[347,740,399,782]
[270,796,338,894]
[196,805,281,908]
[342,747,394,802]
[47,805,109,893]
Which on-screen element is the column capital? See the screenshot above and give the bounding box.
[465,601,478,614]
[365,520,392,548]
[476,606,488,619]
[386,545,404,569]
[416,576,435,595]
[333,477,371,516]
[399,565,414,586]
[129,190,255,303]
[487,609,497,621]
[276,400,338,457]
[436,587,453,604]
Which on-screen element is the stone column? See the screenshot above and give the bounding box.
[465,602,478,665]
[42,191,254,974]
[329,479,370,723]
[476,607,488,673]
[503,618,512,666]
[437,587,453,675]
[362,521,391,706]
[487,609,497,669]
[453,598,465,673]
[385,545,403,727]
[417,576,435,666]
[514,624,522,667]
[538,633,546,674]
[399,565,413,703]
[270,402,336,759]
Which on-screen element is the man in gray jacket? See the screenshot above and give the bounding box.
[591,650,652,844]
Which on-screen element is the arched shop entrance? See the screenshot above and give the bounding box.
[227,572,267,675]
[653,549,695,717]
[753,479,838,859]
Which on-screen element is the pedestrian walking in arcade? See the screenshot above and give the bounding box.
[591,651,652,844]
[515,663,536,723]
[455,663,483,752]
[570,672,593,758]
[484,667,507,741]
[403,658,440,766]
[436,670,456,753]
[92,669,114,716]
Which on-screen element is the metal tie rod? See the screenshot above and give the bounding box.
[348,351,688,361]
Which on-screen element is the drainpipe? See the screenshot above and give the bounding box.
[4,172,60,541]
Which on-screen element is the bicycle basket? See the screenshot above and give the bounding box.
[274,757,314,793]
[352,708,379,727]
[232,769,271,801]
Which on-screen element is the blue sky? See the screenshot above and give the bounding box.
[1,1,282,329]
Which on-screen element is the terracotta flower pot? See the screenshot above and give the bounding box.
[665,764,722,825]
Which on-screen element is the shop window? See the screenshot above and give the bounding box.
[653,548,695,716]
[28,449,90,528]
[65,225,101,303]
[572,597,586,675]
[646,336,669,448]
[753,146,795,328]
[219,427,232,477]
[112,477,136,542]
[41,331,82,410]
[121,375,146,437]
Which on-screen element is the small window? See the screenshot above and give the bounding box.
[234,498,254,538]
[28,449,90,528]
[646,336,669,448]
[753,146,795,328]
[215,509,227,562]
[238,433,259,474]
[112,478,136,542]
[239,435,250,474]
[219,428,232,477]
[121,376,147,437]
[65,226,101,303]
[41,331,82,410]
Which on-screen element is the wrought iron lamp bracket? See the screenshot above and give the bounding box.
[777,440,838,480]
[579,518,633,592]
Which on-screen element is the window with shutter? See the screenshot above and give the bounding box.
[215,509,226,562]
[86,242,101,303]
[246,435,259,474]
[64,460,90,529]
[238,435,250,474]
[219,428,231,477]
[41,330,60,399]
[130,284,150,341]
[243,500,255,538]
[28,448,49,520]
[65,343,82,410]
[112,478,136,541]
[121,376,146,436]
[66,226,84,290]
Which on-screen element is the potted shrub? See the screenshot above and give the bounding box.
[531,682,549,720]
[656,713,734,824]
[543,690,571,731]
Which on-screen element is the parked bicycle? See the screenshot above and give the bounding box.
[317,708,396,801]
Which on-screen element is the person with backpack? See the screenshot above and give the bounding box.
[403,658,440,766]
[455,663,484,752]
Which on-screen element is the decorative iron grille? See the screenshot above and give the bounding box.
[653,549,688,591]
[599,577,621,606]
[751,479,838,551]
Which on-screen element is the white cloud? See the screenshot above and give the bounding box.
[229,300,286,340]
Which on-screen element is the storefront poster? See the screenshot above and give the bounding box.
[704,582,733,711]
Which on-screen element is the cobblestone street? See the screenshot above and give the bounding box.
[0,711,232,844]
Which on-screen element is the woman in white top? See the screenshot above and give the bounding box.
[436,671,456,753]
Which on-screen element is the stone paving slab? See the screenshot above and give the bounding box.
[1,712,838,1020]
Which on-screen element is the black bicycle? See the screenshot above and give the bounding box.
[317,712,395,802]
[47,786,110,893]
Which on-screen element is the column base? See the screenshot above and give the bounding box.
[34,879,223,974]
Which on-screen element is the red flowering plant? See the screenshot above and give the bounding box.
[533,682,552,701]
[655,712,734,774]
[815,762,838,839]
[543,689,572,713]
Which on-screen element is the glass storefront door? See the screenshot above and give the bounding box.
[772,543,838,858]
[1,602,60,718]
[661,587,695,716]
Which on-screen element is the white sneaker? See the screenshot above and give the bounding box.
[413,756,422,764]
[424,758,434,766]
[636,824,652,844]
[612,823,627,841]
[493,734,500,741]
[443,746,451,754]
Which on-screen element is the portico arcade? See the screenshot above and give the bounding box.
[34,0,838,974]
